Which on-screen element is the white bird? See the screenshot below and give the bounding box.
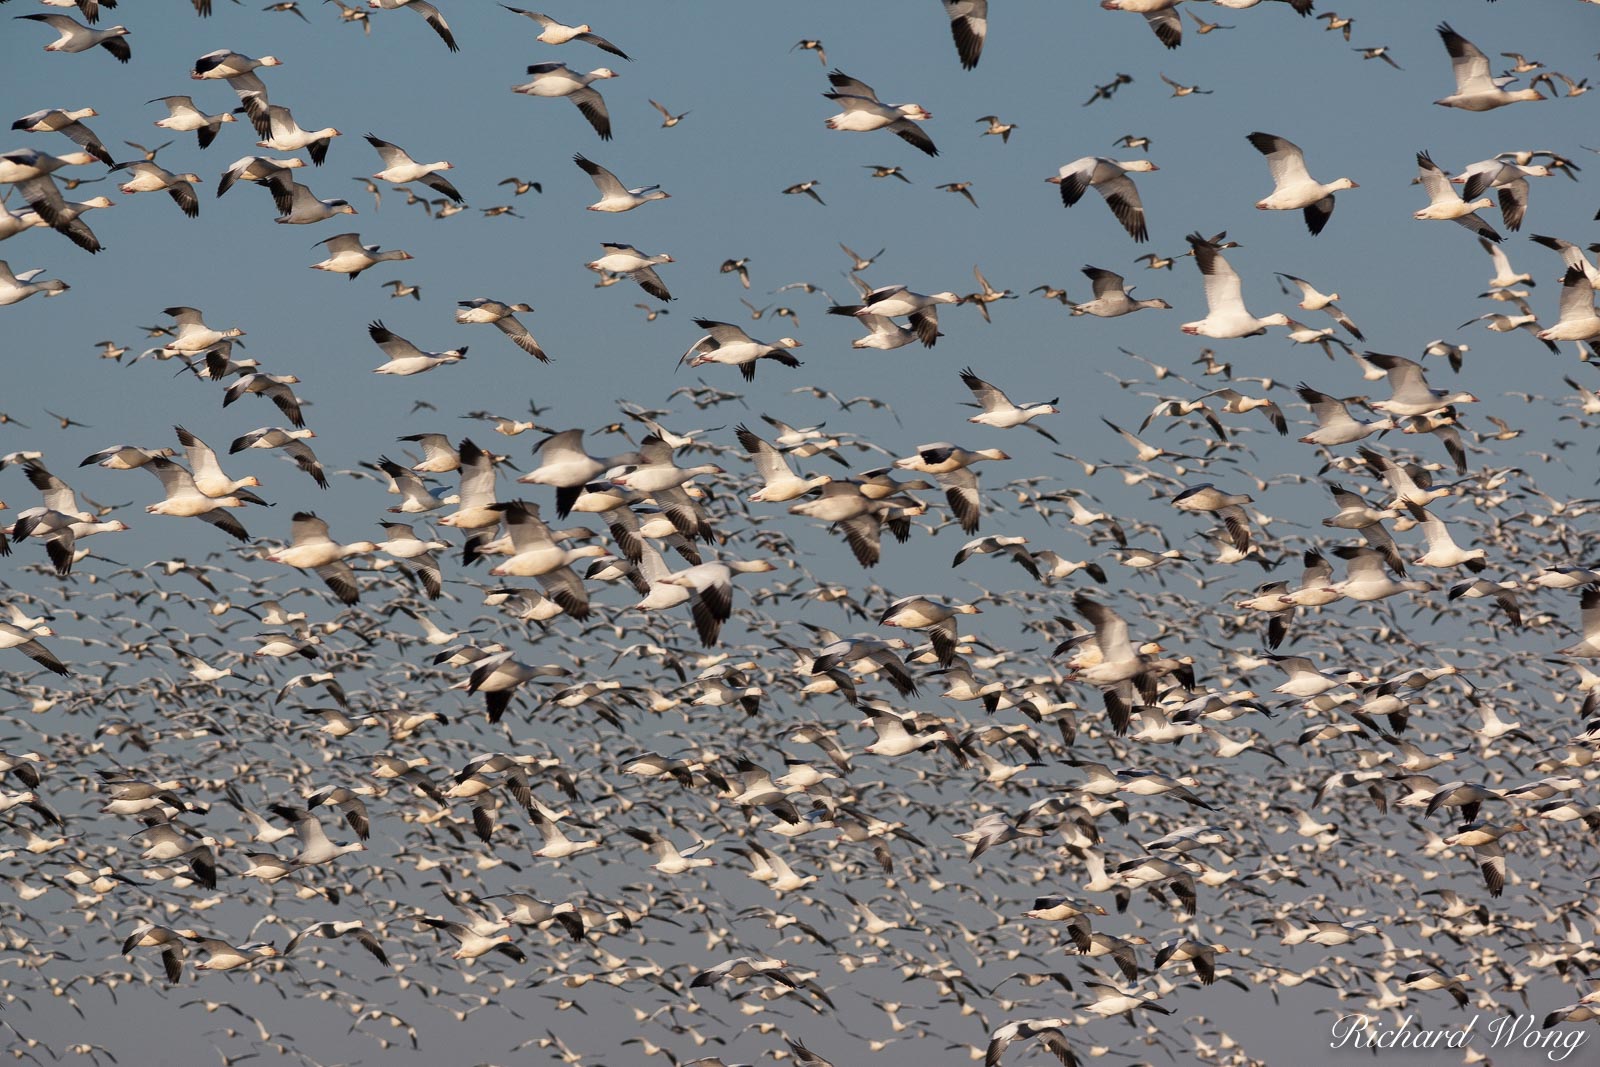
[1414,151,1501,241]
[14,13,130,62]
[148,96,235,149]
[680,319,803,382]
[511,63,618,140]
[959,367,1059,440]
[366,320,467,375]
[1245,131,1357,235]
[1048,157,1157,242]
[822,70,937,157]
[501,7,629,59]
[364,133,463,203]
[1536,268,1600,344]
[367,0,458,52]
[310,233,412,279]
[1434,22,1544,111]
[0,261,68,306]
[455,298,548,361]
[1180,232,1289,338]
[586,243,673,301]
[573,154,667,212]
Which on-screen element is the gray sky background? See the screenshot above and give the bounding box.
[5,2,1600,1066]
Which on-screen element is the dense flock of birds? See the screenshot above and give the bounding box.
[6,2,1600,1066]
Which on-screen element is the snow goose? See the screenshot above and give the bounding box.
[1100,0,1181,49]
[11,108,111,166]
[374,457,455,514]
[484,502,600,618]
[680,319,802,382]
[944,1,987,68]
[1529,233,1600,287]
[1414,151,1503,239]
[1275,273,1363,339]
[823,70,938,157]
[1434,23,1543,111]
[895,442,1008,534]
[184,935,279,972]
[364,133,462,202]
[1180,232,1289,338]
[733,424,831,503]
[958,367,1059,439]
[310,233,412,279]
[1560,588,1600,658]
[1048,157,1156,242]
[78,444,174,470]
[254,105,340,164]
[0,620,69,675]
[841,311,918,350]
[1478,237,1535,290]
[368,0,458,51]
[1172,482,1255,551]
[173,426,261,498]
[14,13,130,61]
[1,170,101,254]
[1070,266,1170,318]
[1407,505,1486,572]
[501,7,629,59]
[140,458,251,541]
[216,154,304,198]
[109,161,200,219]
[0,261,68,306]
[519,429,617,517]
[573,154,667,212]
[1453,159,1548,232]
[1537,267,1600,344]
[148,97,234,150]
[657,559,778,646]
[455,297,547,361]
[1245,131,1357,236]
[265,513,377,604]
[229,427,326,489]
[223,373,305,428]
[879,595,979,668]
[157,306,245,354]
[367,320,466,375]
[262,172,357,224]
[1295,385,1394,446]
[586,243,672,300]
[828,284,961,347]
[437,439,502,533]
[511,63,617,140]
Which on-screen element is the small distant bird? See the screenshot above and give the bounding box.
[1160,73,1213,96]
[1135,252,1175,270]
[720,257,751,289]
[864,164,911,182]
[790,39,826,66]
[649,99,689,128]
[1355,45,1402,70]
[839,244,883,271]
[976,115,1017,143]
[383,279,422,300]
[1187,9,1233,33]
[263,2,310,21]
[1319,12,1354,41]
[1084,73,1134,107]
[1113,133,1151,153]
[497,177,542,195]
[938,181,978,208]
[783,180,825,205]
